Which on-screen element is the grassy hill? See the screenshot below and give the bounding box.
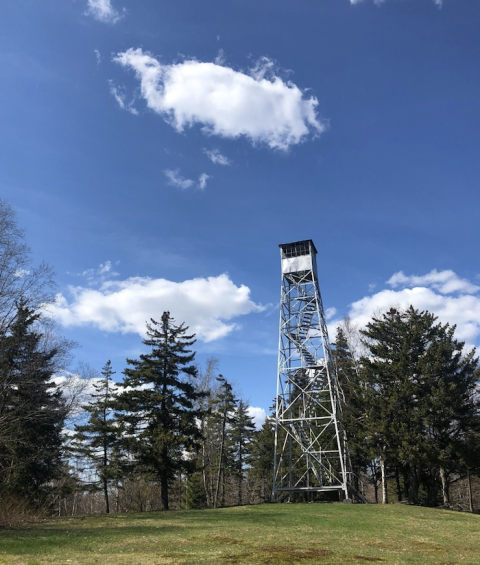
[0,503,479,565]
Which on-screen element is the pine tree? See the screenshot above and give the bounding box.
[72,360,121,513]
[416,323,480,505]
[360,306,480,505]
[0,303,66,500]
[332,327,367,493]
[249,414,275,502]
[116,312,204,510]
[230,399,256,505]
[213,375,237,508]
[185,472,206,509]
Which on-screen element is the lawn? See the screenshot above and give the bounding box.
[0,504,479,565]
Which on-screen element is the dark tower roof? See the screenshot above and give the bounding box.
[279,239,318,257]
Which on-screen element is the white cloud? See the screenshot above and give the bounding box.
[108,80,138,115]
[203,148,232,166]
[214,49,226,66]
[94,49,101,65]
[69,260,119,284]
[247,406,267,429]
[86,0,124,23]
[47,273,265,343]
[387,269,480,295]
[331,269,480,348]
[325,307,337,320]
[97,260,117,276]
[164,169,210,190]
[113,48,324,150]
[198,173,210,190]
[14,269,30,278]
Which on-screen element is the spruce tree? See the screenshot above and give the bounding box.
[360,307,437,503]
[230,399,256,505]
[248,414,275,501]
[360,306,480,505]
[416,323,480,505]
[72,360,121,513]
[332,327,366,492]
[213,375,237,507]
[0,303,66,500]
[116,313,204,510]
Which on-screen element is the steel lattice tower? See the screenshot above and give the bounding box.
[272,240,350,501]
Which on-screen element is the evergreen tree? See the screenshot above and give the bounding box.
[416,323,480,505]
[184,472,206,509]
[230,399,256,505]
[116,313,204,510]
[360,306,480,505]
[213,375,237,507]
[72,360,121,513]
[332,327,368,492]
[249,415,275,502]
[0,303,66,500]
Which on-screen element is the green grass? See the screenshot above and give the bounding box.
[0,504,479,565]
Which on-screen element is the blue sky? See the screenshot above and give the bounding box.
[1,0,480,421]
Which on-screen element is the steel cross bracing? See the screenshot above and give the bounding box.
[272,241,350,500]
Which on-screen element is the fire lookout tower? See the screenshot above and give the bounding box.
[272,240,350,501]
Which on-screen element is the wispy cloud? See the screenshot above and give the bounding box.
[68,260,120,285]
[198,173,210,190]
[113,48,324,151]
[164,169,210,190]
[387,269,480,295]
[94,49,101,65]
[108,80,138,115]
[203,148,232,166]
[214,49,226,66]
[325,307,337,320]
[86,0,124,23]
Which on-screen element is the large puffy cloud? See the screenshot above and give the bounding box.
[113,49,324,150]
[333,270,480,348]
[47,274,264,342]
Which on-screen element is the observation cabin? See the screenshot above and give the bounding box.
[279,239,318,281]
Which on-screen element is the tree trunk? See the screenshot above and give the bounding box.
[380,457,388,504]
[373,481,378,503]
[161,474,169,510]
[467,472,474,513]
[214,406,228,508]
[202,437,209,507]
[103,434,110,514]
[395,467,402,502]
[408,466,419,505]
[238,445,243,506]
[103,477,110,514]
[440,467,449,506]
[403,468,410,503]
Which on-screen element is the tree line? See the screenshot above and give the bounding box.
[0,199,272,518]
[0,197,479,520]
[68,314,273,514]
[333,309,480,508]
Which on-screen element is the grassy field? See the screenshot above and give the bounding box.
[0,503,479,565]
